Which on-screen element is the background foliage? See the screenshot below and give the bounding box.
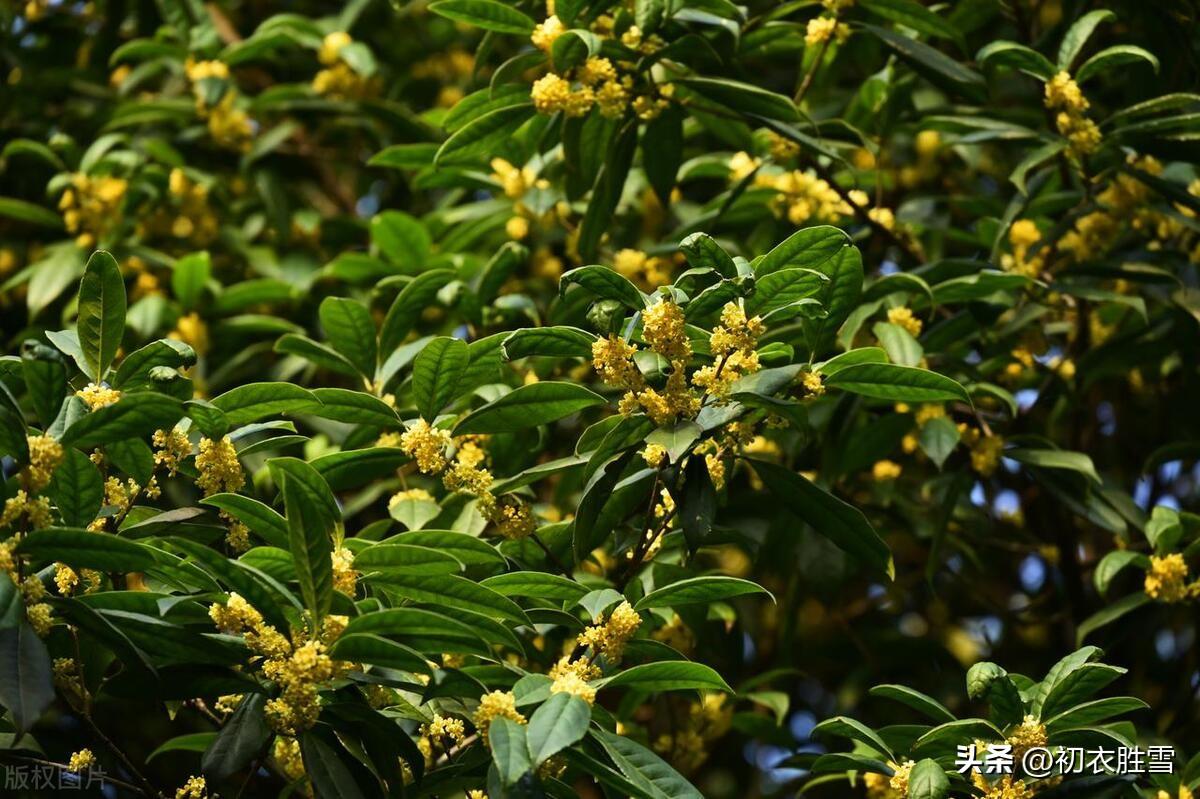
[1,0,1199,798]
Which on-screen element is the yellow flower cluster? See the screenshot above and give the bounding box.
[692,302,763,398]
[169,312,210,358]
[1007,715,1047,761]
[886,306,922,337]
[76,383,121,410]
[1,491,54,531]
[22,434,62,492]
[805,16,850,46]
[872,460,902,481]
[400,420,452,474]
[152,428,191,475]
[757,168,852,225]
[175,775,209,799]
[592,335,644,390]
[332,547,358,595]
[959,426,1004,476]
[491,158,536,200]
[653,694,733,773]
[423,714,466,747]
[68,749,95,772]
[490,495,536,540]
[195,436,244,496]
[389,487,434,507]
[473,690,526,744]
[1001,219,1044,278]
[549,656,599,704]
[313,33,376,100]
[643,299,691,361]
[1144,554,1200,603]
[59,173,128,249]
[210,594,348,735]
[614,248,673,291]
[971,774,1034,799]
[185,58,253,151]
[578,600,641,661]
[140,169,219,246]
[1044,72,1099,157]
[642,443,668,468]
[728,151,761,183]
[531,15,565,51]
[273,736,306,781]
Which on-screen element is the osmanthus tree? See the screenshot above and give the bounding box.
[0,1,1199,799]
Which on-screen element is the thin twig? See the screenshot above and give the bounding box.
[79,712,162,798]
[0,752,145,795]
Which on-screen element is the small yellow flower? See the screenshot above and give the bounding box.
[872,460,902,481]
[76,383,121,410]
[22,434,63,492]
[531,15,565,51]
[642,443,668,468]
[68,749,95,772]
[195,436,244,496]
[1145,554,1199,603]
[578,600,642,661]
[400,420,452,474]
[886,306,922,337]
[175,774,208,799]
[473,690,526,744]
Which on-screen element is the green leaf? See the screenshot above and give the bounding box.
[370,210,430,272]
[413,336,469,420]
[147,733,218,762]
[1045,696,1149,733]
[211,382,320,427]
[17,528,160,571]
[907,759,950,799]
[527,692,591,765]
[76,250,127,379]
[1076,45,1159,83]
[328,634,432,673]
[592,727,704,799]
[578,122,637,261]
[1005,448,1100,484]
[1093,550,1148,597]
[674,77,799,123]
[643,106,683,206]
[380,530,506,569]
[864,25,986,102]
[601,661,732,693]
[810,245,864,353]
[502,327,596,360]
[454,382,604,435]
[813,716,894,760]
[1039,663,1126,719]
[755,226,850,276]
[746,268,827,316]
[308,388,399,428]
[201,494,289,549]
[172,251,210,311]
[859,0,963,46]
[825,363,970,403]
[975,41,1055,80]
[372,573,530,625]
[679,454,716,552]
[435,103,536,165]
[551,29,602,72]
[1057,9,1115,70]
[0,574,20,631]
[560,265,646,309]
[379,270,456,356]
[276,458,337,621]
[918,416,960,470]
[1076,593,1151,645]
[679,232,737,279]
[115,339,196,390]
[369,143,439,169]
[873,321,922,368]
[45,446,103,528]
[354,544,462,576]
[480,572,589,601]
[635,576,771,611]
[301,730,369,799]
[428,0,536,34]
[489,717,533,785]
[319,297,377,377]
[59,393,184,449]
[201,693,272,780]
[868,685,956,724]
[312,447,408,491]
[0,196,63,229]
[751,459,893,578]
[0,622,55,737]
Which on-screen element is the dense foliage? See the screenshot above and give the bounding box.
[1,0,1199,798]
